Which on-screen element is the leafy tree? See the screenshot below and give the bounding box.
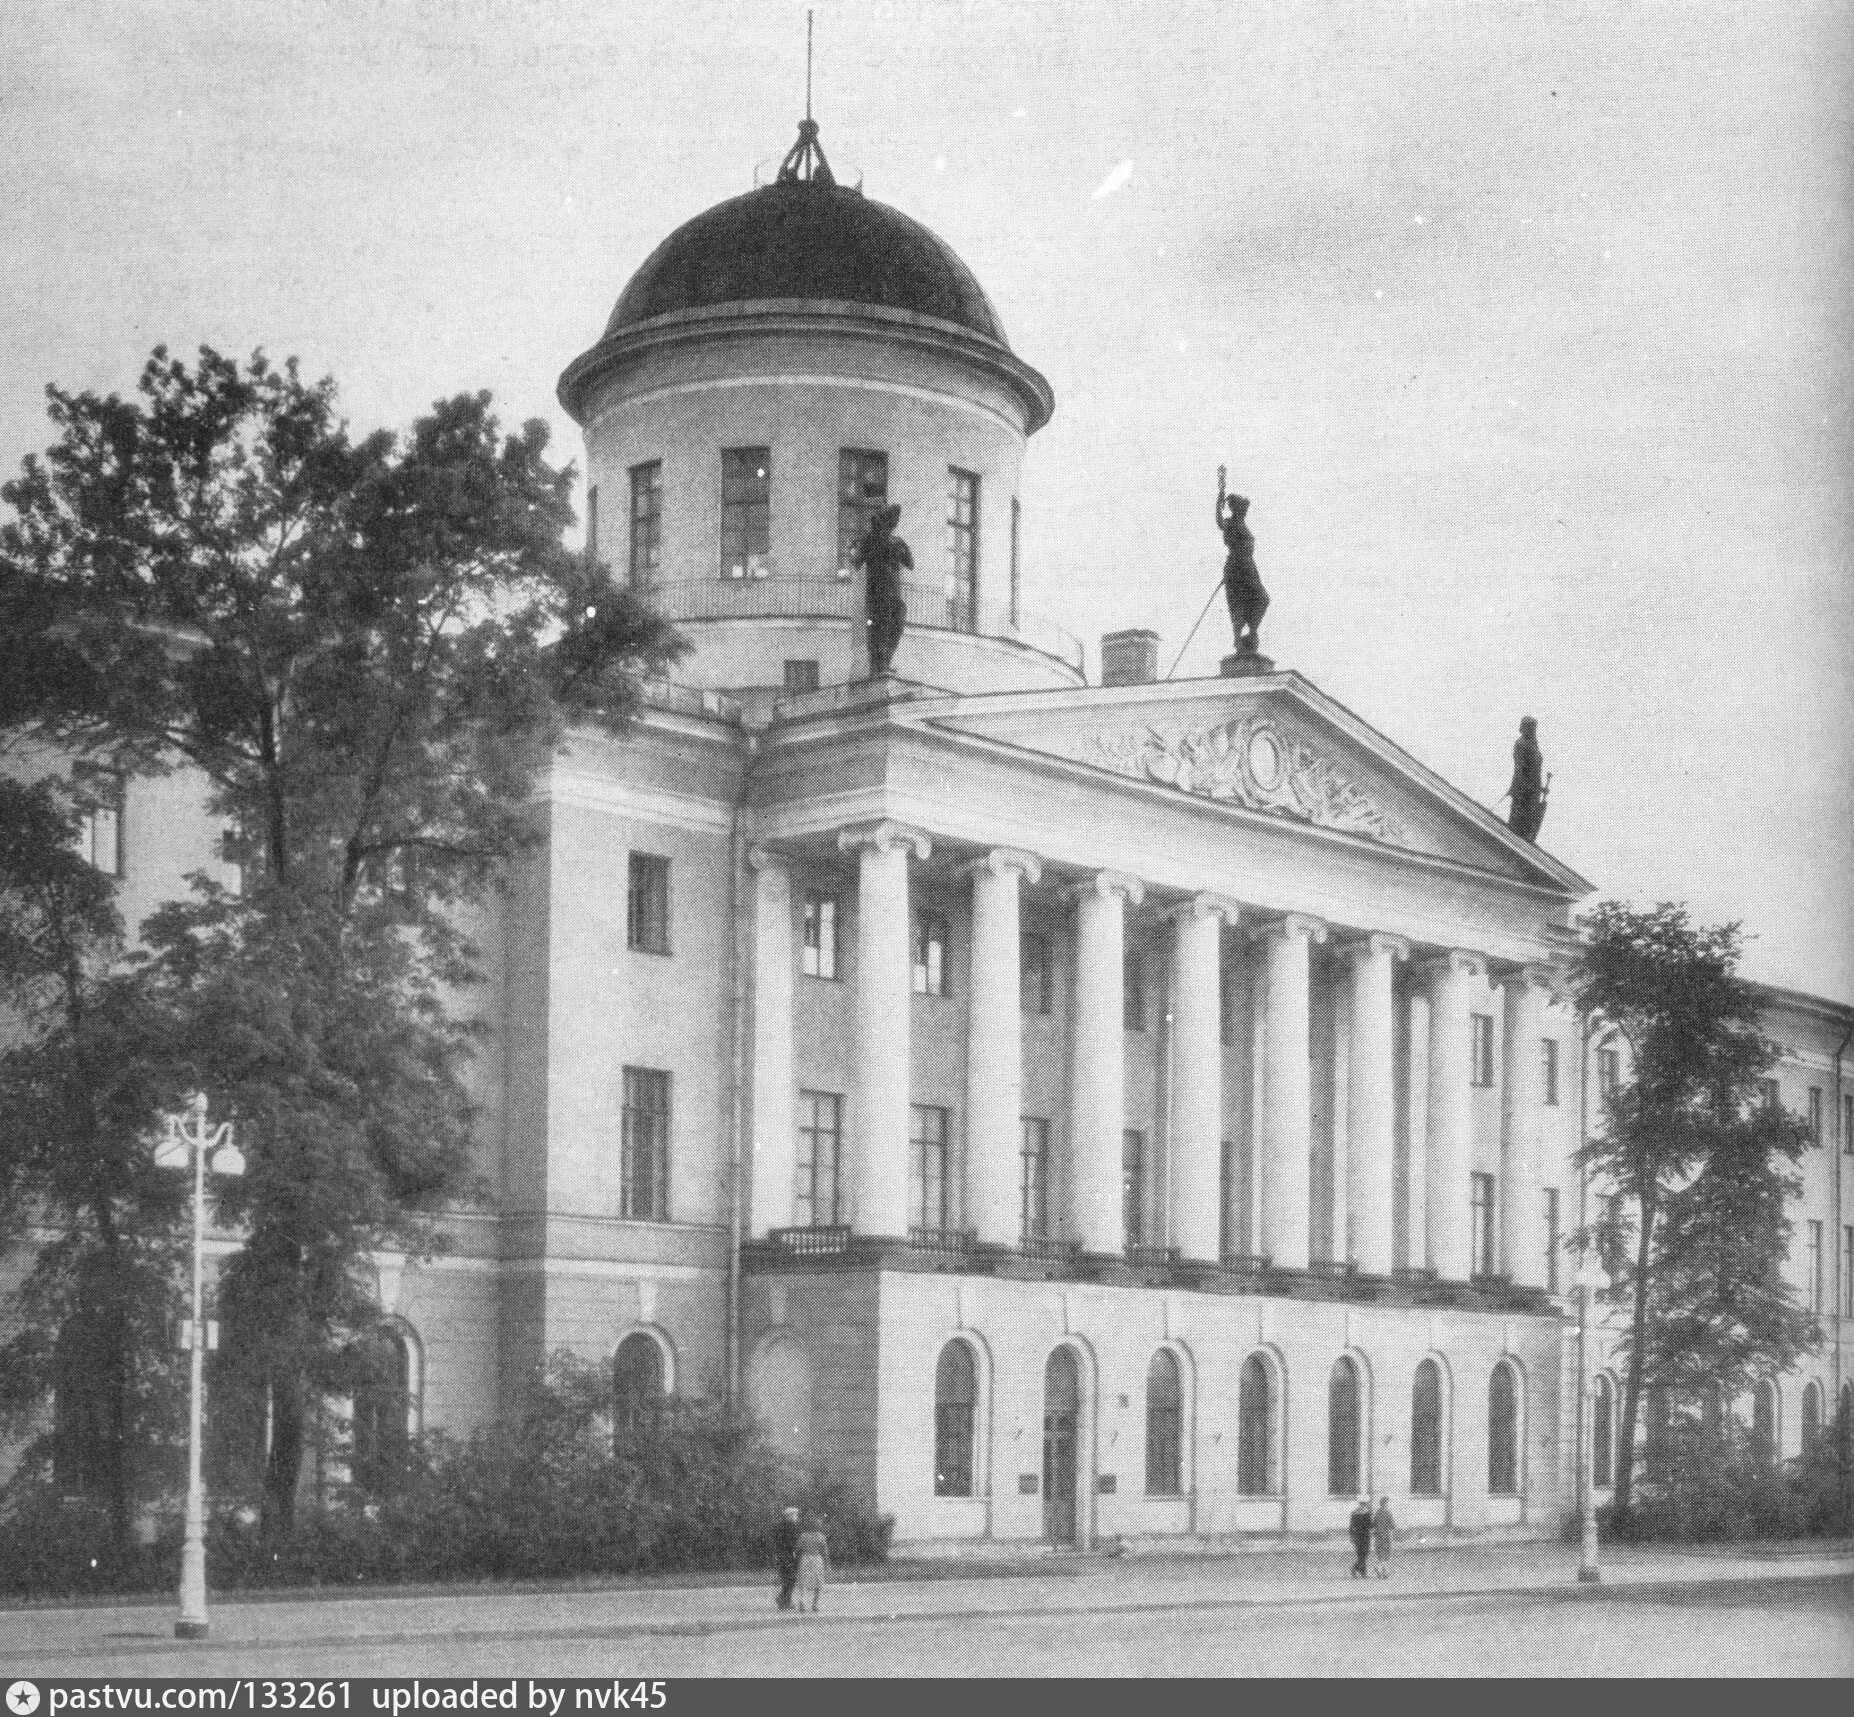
[1574,901,1820,1516]
[0,346,685,1535]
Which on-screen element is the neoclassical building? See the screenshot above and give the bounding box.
[9,121,1851,1549]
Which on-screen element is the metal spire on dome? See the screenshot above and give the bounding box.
[777,11,835,185]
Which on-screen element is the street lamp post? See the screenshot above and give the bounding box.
[154,1093,244,1641]
[1574,1261,1603,1584]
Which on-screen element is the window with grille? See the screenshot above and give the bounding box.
[620,1067,670,1221]
[1328,1356,1361,1496]
[913,911,949,996]
[1488,1362,1519,1494]
[933,1340,976,1496]
[1122,1129,1145,1247]
[1543,1187,1560,1292]
[795,1091,842,1227]
[626,853,670,954]
[910,1104,951,1231]
[1470,1172,1496,1278]
[946,468,979,627]
[1410,1359,1443,1496]
[802,893,838,981]
[1020,1117,1050,1240]
[1470,1013,1495,1086]
[1145,1350,1183,1495]
[69,769,125,877]
[1123,946,1146,1032]
[783,658,819,693]
[837,449,888,578]
[1541,1037,1559,1105]
[628,461,661,585]
[1020,931,1053,1015]
[720,448,770,579]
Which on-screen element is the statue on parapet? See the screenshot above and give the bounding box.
[853,503,912,677]
[1506,716,1550,840]
[1217,465,1269,656]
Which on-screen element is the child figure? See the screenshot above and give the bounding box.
[795,1517,829,1612]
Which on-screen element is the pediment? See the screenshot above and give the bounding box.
[918,675,1587,893]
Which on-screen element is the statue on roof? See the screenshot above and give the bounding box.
[853,503,912,677]
[1216,466,1269,657]
[1506,716,1549,840]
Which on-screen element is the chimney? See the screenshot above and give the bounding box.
[1101,629,1159,687]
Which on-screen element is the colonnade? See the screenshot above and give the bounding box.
[748,822,1555,1287]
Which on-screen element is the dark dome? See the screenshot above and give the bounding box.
[605,179,1011,347]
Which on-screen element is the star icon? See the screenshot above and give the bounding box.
[7,1683,41,1716]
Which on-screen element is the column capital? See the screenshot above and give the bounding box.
[1497,962,1556,994]
[1064,868,1144,907]
[1256,911,1328,946]
[1336,931,1410,964]
[836,819,932,862]
[1166,891,1242,928]
[746,844,789,874]
[959,846,1043,886]
[1419,947,1485,982]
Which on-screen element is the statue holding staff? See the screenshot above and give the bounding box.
[1216,465,1268,656]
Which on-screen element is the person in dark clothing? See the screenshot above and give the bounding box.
[1507,716,1548,840]
[773,1505,801,1610]
[1347,1496,1374,1578]
[1372,1495,1396,1578]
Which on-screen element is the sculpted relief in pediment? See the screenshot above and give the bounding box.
[1091,715,1406,844]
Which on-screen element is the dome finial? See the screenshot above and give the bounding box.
[777,11,835,185]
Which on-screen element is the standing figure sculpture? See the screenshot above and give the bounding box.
[1506,716,1549,840]
[853,502,912,677]
[1216,465,1269,656]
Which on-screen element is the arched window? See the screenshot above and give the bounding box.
[1237,1354,1273,1495]
[1488,1362,1519,1495]
[1593,1374,1614,1488]
[1410,1359,1443,1496]
[351,1328,412,1495]
[1145,1349,1182,1496]
[1751,1380,1777,1467]
[1800,1382,1822,1456]
[1327,1357,1361,1497]
[614,1332,666,1437]
[934,1340,977,1497]
[53,1316,117,1502]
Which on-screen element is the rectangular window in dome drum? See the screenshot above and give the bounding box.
[721,447,770,579]
[837,449,888,578]
[629,461,661,585]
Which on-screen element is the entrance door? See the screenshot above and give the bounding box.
[1042,1346,1080,1545]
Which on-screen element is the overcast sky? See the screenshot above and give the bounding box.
[4,0,1849,1004]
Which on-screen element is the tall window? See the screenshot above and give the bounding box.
[628,460,661,584]
[837,449,888,577]
[1328,1356,1361,1497]
[933,1340,976,1496]
[1758,1076,1779,1110]
[1844,1226,1854,1317]
[1845,1093,1853,1153]
[1470,1013,1495,1086]
[1020,931,1053,1015]
[1410,1359,1443,1496]
[613,1333,665,1436]
[70,770,125,877]
[802,892,839,980]
[795,1091,842,1226]
[1807,1220,1823,1313]
[946,467,979,627]
[1597,1047,1621,1100]
[1008,495,1021,623]
[1488,1362,1519,1495]
[351,1327,413,1495]
[627,853,671,954]
[1122,1130,1145,1247]
[1808,1086,1822,1144]
[1597,1192,1625,1280]
[1145,1349,1183,1495]
[1751,1379,1776,1466]
[586,484,599,562]
[1593,1374,1614,1487]
[1801,1381,1823,1455]
[720,447,770,579]
[910,1104,952,1231]
[1543,1187,1560,1292]
[1219,940,1236,1046]
[1237,1354,1272,1495]
[1470,1173,1496,1278]
[620,1067,670,1220]
[1540,1038,1560,1105]
[1123,946,1146,1032]
[1219,1139,1234,1260]
[1020,1117,1050,1240]
[913,911,950,996]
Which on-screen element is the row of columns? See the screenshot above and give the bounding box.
[748,822,1554,1286]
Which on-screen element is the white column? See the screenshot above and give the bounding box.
[1068,870,1144,1254]
[838,820,931,1238]
[964,847,1042,1247]
[1423,949,1483,1280]
[1500,966,1550,1287]
[747,847,794,1238]
[1169,894,1241,1263]
[1261,914,1327,1270]
[1341,932,1408,1275]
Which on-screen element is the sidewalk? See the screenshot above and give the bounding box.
[3,1539,1850,1669]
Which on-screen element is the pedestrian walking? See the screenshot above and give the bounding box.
[795,1516,829,1613]
[1347,1496,1373,1578]
[773,1504,801,1611]
[1372,1495,1396,1578]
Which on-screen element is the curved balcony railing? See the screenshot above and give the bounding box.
[638,575,1085,674]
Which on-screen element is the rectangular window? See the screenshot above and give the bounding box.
[626,853,671,954]
[586,483,599,563]
[1808,1086,1822,1144]
[720,447,770,579]
[1020,931,1053,1015]
[1219,940,1236,1047]
[620,1067,670,1221]
[782,658,819,693]
[1541,1038,1560,1106]
[1020,1117,1050,1240]
[1122,1129,1145,1248]
[1008,495,1021,624]
[1807,1219,1823,1313]
[836,449,888,578]
[1845,1094,1853,1153]
[794,1091,842,1227]
[910,1104,952,1232]
[1123,946,1146,1033]
[70,770,125,877]
[1597,1047,1621,1100]
[1758,1077,1780,1110]
[1544,1187,1560,1292]
[1844,1226,1853,1317]
[628,461,661,585]
[1220,1139,1234,1260]
[1470,1172,1496,1278]
[1598,1192,1624,1280]
[1470,1013,1495,1086]
[913,911,950,997]
[946,467,979,628]
[802,892,839,981]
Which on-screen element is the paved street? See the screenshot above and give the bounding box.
[2,1542,1849,1678]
